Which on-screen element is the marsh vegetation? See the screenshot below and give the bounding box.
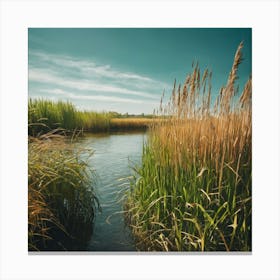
[28,42,251,252]
[27,101,149,250]
[126,42,252,251]
[28,131,99,251]
[28,99,152,136]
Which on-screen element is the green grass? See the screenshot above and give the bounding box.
[28,99,112,135]
[126,42,252,251]
[27,99,153,250]
[28,131,99,251]
[28,98,152,135]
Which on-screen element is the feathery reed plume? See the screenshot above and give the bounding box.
[219,41,243,114]
[127,42,251,251]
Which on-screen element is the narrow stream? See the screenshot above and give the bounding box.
[78,132,145,251]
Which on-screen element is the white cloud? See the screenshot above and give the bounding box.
[28,50,169,113]
[37,88,159,105]
[29,51,163,84]
[29,67,161,100]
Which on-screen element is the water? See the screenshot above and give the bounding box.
[78,132,145,251]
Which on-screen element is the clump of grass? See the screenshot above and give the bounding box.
[28,130,99,251]
[28,99,112,136]
[126,42,252,251]
[77,110,111,133]
[28,99,79,135]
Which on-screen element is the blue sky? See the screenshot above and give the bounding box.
[28,28,252,114]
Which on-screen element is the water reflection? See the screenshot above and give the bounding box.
[78,132,145,251]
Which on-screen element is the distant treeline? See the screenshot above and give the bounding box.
[107,112,154,119]
[28,98,153,135]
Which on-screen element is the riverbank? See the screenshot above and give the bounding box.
[27,98,153,251]
[80,132,145,251]
[28,98,154,135]
[28,130,99,251]
[28,43,252,252]
[126,42,252,251]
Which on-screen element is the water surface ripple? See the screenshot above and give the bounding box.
[78,132,145,251]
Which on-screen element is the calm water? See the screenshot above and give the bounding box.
[78,132,145,251]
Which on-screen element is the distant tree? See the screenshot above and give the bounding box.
[109,111,120,118]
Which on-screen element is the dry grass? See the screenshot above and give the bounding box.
[28,131,99,251]
[127,42,252,251]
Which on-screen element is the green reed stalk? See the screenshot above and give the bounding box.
[126,42,252,251]
[28,99,112,135]
[28,130,99,251]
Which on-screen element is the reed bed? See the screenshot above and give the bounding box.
[28,131,99,251]
[28,99,112,135]
[78,111,111,132]
[126,42,252,251]
[28,99,152,134]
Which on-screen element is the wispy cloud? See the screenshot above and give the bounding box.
[29,68,159,100]
[31,51,154,83]
[28,50,168,113]
[38,88,158,105]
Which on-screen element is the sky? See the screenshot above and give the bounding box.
[28,28,252,114]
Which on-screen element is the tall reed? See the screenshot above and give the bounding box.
[127,42,252,251]
[28,99,112,135]
[28,130,99,250]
